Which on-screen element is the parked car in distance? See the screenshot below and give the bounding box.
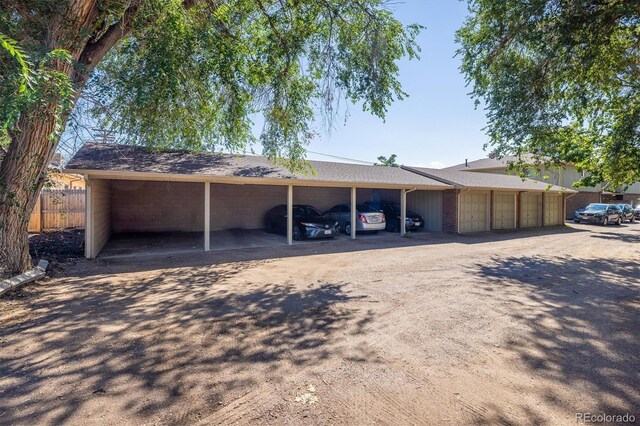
[573,203,622,225]
[635,206,640,219]
[324,203,386,234]
[364,200,425,232]
[615,204,636,222]
[264,204,338,240]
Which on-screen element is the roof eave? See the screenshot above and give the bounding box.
[67,168,453,191]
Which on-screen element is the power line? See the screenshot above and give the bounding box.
[306,150,374,165]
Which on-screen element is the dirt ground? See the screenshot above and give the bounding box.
[1,223,639,425]
[29,229,85,264]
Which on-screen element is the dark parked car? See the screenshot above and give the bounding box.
[635,206,640,219]
[616,204,636,222]
[365,200,425,232]
[264,204,338,240]
[573,203,622,225]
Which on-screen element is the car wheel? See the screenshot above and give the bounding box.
[292,226,302,240]
[345,223,352,235]
[603,217,609,226]
[616,217,622,226]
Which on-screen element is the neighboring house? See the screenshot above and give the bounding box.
[64,143,574,258]
[0,149,85,189]
[445,156,640,216]
[48,153,85,189]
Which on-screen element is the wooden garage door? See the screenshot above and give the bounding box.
[459,191,489,233]
[520,193,542,227]
[493,193,516,230]
[544,193,562,226]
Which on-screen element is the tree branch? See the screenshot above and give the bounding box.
[77,1,141,74]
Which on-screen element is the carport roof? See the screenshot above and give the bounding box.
[65,143,451,189]
[402,166,577,193]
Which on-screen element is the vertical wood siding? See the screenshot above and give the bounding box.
[90,180,112,258]
[407,190,443,232]
[28,190,86,232]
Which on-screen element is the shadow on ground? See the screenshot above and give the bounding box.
[471,255,640,423]
[0,260,370,424]
[58,226,590,277]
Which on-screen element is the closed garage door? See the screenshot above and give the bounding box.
[520,193,542,227]
[544,193,562,226]
[493,192,516,230]
[459,191,489,233]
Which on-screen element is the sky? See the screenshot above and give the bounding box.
[301,0,490,168]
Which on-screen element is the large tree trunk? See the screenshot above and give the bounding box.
[0,108,61,276]
[0,0,139,277]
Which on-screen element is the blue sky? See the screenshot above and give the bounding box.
[303,0,489,168]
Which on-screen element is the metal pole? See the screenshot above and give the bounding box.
[400,189,407,236]
[351,187,357,240]
[204,182,210,251]
[287,185,293,245]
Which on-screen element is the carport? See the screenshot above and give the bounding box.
[67,143,451,258]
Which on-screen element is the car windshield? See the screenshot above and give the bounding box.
[585,204,607,211]
[357,204,380,213]
[293,206,322,217]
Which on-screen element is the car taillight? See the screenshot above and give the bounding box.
[359,214,367,223]
[381,213,385,221]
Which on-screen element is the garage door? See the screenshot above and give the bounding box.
[544,193,562,226]
[493,192,516,230]
[459,191,489,233]
[520,193,542,227]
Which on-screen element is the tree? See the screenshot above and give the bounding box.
[375,154,398,167]
[0,0,421,276]
[457,0,640,189]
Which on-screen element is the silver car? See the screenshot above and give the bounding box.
[324,203,386,234]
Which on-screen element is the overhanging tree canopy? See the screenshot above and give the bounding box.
[457,0,640,189]
[0,0,421,276]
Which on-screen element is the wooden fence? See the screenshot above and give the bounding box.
[28,189,86,233]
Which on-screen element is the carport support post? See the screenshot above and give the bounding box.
[204,182,210,251]
[287,185,293,245]
[400,189,407,236]
[350,187,357,240]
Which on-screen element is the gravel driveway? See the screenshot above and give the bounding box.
[1,223,639,425]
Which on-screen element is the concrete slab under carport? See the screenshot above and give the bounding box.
[98,228,403,259]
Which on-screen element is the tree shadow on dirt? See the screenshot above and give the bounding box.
[471,255,640,422]
[0,260,371,424]
[587,228,640,244]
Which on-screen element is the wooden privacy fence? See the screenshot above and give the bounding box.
[28,189,86,233]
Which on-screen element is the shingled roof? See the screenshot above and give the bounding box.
[65,143,451,189]
[402,166,575,193]
[445,154,550,172]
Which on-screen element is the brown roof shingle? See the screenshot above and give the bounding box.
[402,166,575,193]
[65,143,451,189]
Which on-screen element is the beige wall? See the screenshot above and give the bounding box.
[111,180,204,233]
[87,179,111,258]
[407,190,443,231]
[543,193,563,226]
[293,186,351,212]
[210,183,287,231]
